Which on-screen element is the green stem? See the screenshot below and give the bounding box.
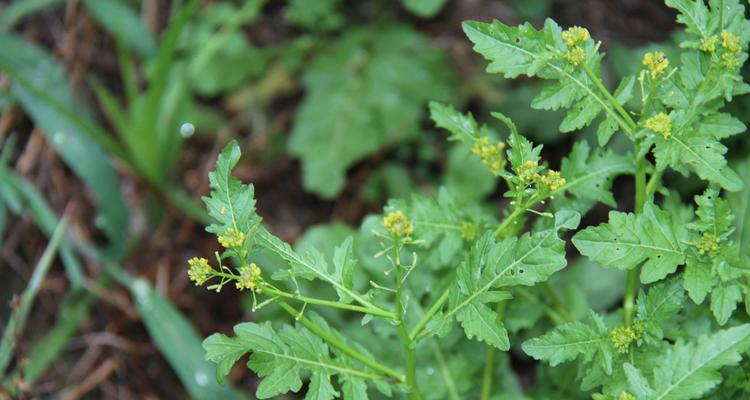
[409,290,450,341]
[624,143,648,326]
[543,282,574,322]
[394,245,422,400]
[581,63,638,135]
[429,340,461,400]
[263,286,396,319]
[276,301,404,382]
[479,301,507,400]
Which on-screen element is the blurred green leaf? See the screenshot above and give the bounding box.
[0,0,65,31]
[286,0,343,31]
[402,0,448,18]
[0,33,128,254]
[83,0,157,57]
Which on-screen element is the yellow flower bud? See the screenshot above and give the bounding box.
[721,30,742,54]
[642,51,669,78]
[696,233,721,256]
[699,35,718,53]
[236,262,262,291]
[188,257,213,286]
[565,46,586,66]
[644,113,672,139]
[562,26,590,47]
[539,170,566,191]
[218,228,246,249]
[610,325,638,353]
[383,211,414,238]
[516,161,540,183]
[472,136,506,176]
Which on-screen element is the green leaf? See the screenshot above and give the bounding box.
[555,141,634,213]
[683,254,715,304]
[444,211,579,349]
[289,26,453,198]
[82,0,157,56]
[643,324,750,400]
[202,141,262,250]
[463,19,625,135]
[636,279,685,342]
[429,101,488,143]
[401,0,448,18]
[522,311,612,373]
[204,320,379,399]
[573,203,687,283]
[624,363,655,399]
[728,159,750,255]
[689,188,734,238]
[130,278,245,399]
[710,283,742,325]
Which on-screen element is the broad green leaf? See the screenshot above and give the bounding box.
[573,203,687,283]
[463,19,625,135]
[645,324,750,400]
[522,311,612,373]
[402,0,448,18]
[624,363,655,399]
[689,188,734,238]
[204,320,379,399]
[289,26,453,198]
[683,254,715,304]
[636,279,685,342]
[709,283,742,325]
[443,211,579,349]
[555,141,634,214]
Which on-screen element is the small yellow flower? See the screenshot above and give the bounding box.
[644,113,672,139]
[218,228,245,249]
[539,170,566,191]
[610,325,638,353]
[516,160,540,183]
[721,30,742,54]
[642,51,669,78]
[699,35,718,53]
[188,257,213,286]
[472,136,506,176]
[460,221,478,241]
[383,211,414,238]
[565,46,586,66]
[696,233,721,256]
[722,52,741,69]
[562,26,590,47]
[619,392,636,400]
[236,262,262,291]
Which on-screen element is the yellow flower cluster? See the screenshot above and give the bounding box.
[539,170,566,191]
[644,113,672,139]
[696,233,721,256]
[610,325,638,353]
[188,257,213,286]
[472,136,506,176]
[460,221,478,241]
[218,228,246,249]
[642,51,669,78]
[562,26,590,47]
[383,210,414,238]
[236,262,262,291]
[720,30,742,69]
[619,392,636,400]
[700,35,719,52]
[562,26,590,67]
[516,160,540,183]
[565,47,586,66]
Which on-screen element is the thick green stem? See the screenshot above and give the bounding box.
[276,301,404,382]
[624,144,648,326]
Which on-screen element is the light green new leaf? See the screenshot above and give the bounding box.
[644,324,750,400]
[444,211,579,349]
[522,311,612,373]
[572,203,687,283]
[289,26,453,198]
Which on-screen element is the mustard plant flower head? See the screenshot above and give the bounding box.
[699,35,718,53]
[565,46,586,66]
[539,170,566,191]
[610,325,638,353]
[619,392,636,400]
[696,233,721,256]
[460,221,478,241]
[218,227,246,249]
[383,210,414,238]
[642,51,669,78]
[720,30,742,54]
[472,136,506,176]
[236,262,262,291]
[644,112,672,139]
[562,26,590,47]
[516,160,540,183]
[188,257,213,286]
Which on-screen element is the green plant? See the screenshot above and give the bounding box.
[191,1,750,398]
